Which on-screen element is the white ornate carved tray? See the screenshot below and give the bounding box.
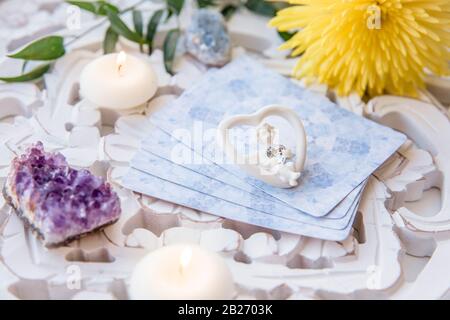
[0,0,449,300]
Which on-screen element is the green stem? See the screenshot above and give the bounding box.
[21,60,29,73]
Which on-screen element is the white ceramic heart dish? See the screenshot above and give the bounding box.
[217,105,307,188]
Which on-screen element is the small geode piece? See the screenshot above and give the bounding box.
[185,9,231,66]
[4,142,121,247]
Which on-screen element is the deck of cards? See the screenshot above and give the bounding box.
[122,57,406,241]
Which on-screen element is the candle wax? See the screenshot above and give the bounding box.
[79,52,158,110]
[129,245,235,300]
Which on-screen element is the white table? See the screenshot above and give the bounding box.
[0,0,449,300]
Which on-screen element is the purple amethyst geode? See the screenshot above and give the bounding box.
[4,142,121,246]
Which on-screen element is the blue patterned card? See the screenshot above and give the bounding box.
[131,147,363,229]
[130,126,363,230]
[146,56,406,216]
[122,167,365,240]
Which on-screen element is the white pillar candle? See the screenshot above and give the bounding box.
[79,51,157,110]
[129,245,235,300]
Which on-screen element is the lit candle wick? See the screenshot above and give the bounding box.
[116,51,127,76]
[179,247,192,276]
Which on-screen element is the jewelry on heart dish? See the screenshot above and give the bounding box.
[217,105,307,188]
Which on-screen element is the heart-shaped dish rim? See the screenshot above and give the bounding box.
[217,104,307,188]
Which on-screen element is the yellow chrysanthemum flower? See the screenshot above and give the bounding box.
[269,0,450,97]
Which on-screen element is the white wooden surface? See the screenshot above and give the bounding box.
[0,0,449,300]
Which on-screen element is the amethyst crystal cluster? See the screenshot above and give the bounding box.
[4,142,121,246]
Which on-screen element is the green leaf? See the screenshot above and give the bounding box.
[166,0,184,15]
[106,7,144,44]
[103,27,119,54]
[0,64,50,83]
[132,10,143,37]
[278,31,294,41]
[221,4,237,20]
[66,0,119,16]
[8,36,65,61]
[165,9,173,22]
[146,9,164,54]
[163,29,181,75]
[197,0,215,8]
[97,1,119,15]
[244,0,277,17]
